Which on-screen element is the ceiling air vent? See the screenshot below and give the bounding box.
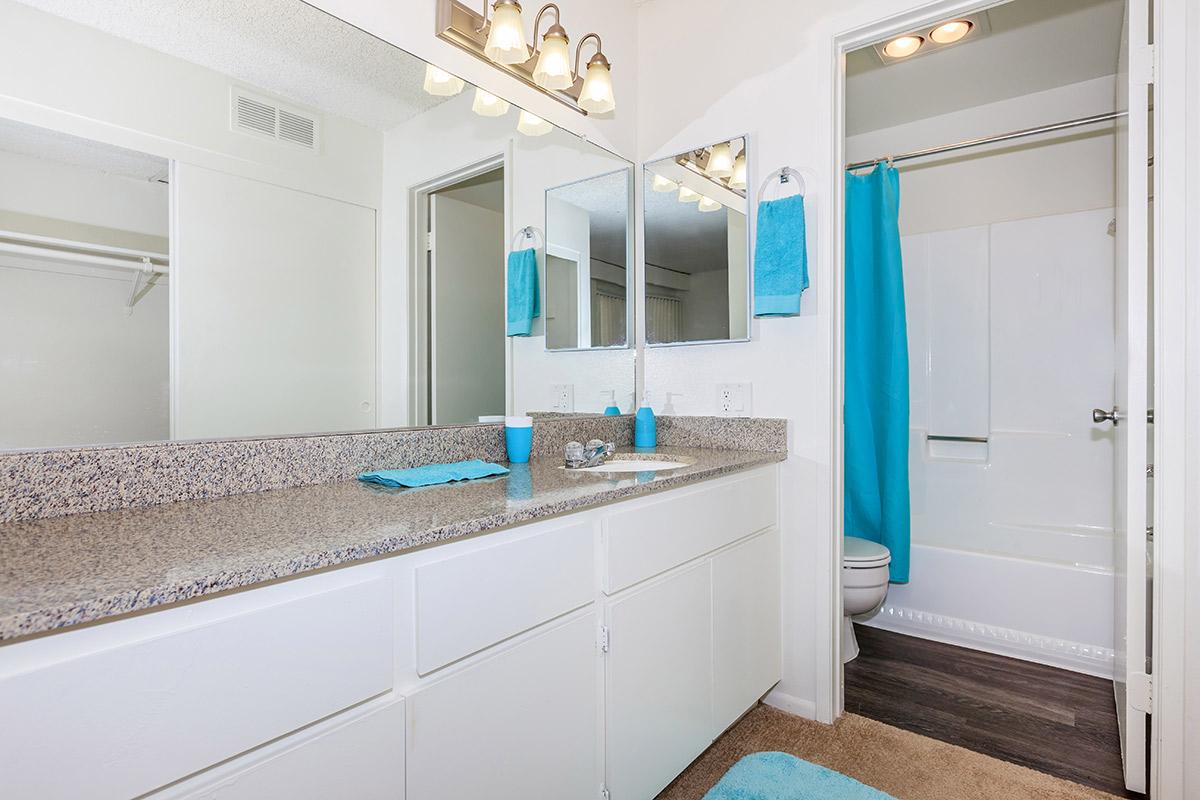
[230,88,320,152]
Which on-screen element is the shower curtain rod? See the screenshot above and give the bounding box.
[845,110,1127,171]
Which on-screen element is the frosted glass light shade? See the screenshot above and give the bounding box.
[651,174,678,193]
[579,61,616,113]
[678,186,701,203]
[707,142,734,178]
[484,2,529,65]
[697,196,721,213]
[729,153,747,189]
[472,88,511,117]
[517,109,553,136]
[533,33,573,90]
[423,64,465,97]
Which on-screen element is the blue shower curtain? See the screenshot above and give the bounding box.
[844,164,910,583]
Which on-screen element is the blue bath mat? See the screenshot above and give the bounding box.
[703,752,896,800]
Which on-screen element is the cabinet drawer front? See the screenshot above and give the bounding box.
[0,578,393,800]
[603,468,777,593]
[415,521,594,675]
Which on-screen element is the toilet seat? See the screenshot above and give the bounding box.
[843,536,891,568]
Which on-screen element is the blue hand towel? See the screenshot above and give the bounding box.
[506,247,540,336]
[754,194,809,317]
[358,459,509,488]
[703,752,896,800]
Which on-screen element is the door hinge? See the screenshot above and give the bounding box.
[1129,672,1152,713]
[1146,463,1154,478]
[600,784,610,800]
[598,625,610,654]
[1136,44,1156,85]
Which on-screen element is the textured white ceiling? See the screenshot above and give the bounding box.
[549,169,632,267]
[0,117,168,181]
[15,0,445,130]
[846,0,1124,135]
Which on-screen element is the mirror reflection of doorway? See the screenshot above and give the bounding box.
[421,165,505,426]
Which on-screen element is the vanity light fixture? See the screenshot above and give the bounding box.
[472,88,511,116]
[483,0,529,64]
[706,142,734,178]
[882,34,923,58]
[651,173,678,193]
[423,64,466,96]
[930,19,972,44]
[678,186,701,203]
[729,153,747,190]
[437,0,616,115]
[517,109,553,135]
[532,4,572,89]
[697,196,721,213]
[575,33,615,114]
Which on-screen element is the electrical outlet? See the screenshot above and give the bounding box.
[715,383,752,417]
[551,384,574,412]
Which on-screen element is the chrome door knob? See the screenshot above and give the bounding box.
[1093,406,1123,425]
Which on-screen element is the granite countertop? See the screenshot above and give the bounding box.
[0,446,784,642]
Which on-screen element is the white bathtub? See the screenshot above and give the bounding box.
[860,542,1115,677]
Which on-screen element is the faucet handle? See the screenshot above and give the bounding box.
[566,441,584,460]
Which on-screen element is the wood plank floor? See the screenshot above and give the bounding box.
[844,624,1144,798]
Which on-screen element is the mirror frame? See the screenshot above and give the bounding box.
[543,165,636,353]
[641,132,753,348]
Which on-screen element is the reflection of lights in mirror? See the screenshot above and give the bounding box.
[674,137,747,198]
[677,186,701,203]
[472,88,511,116]
[423,64,465,96]
[517,109,553,135]
[729,153,747,190]
[651,174,678,193]
[706,142,734,178]
[697,197,721,213]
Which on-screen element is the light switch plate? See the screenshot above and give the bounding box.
[715,383,752,417]
[551,384,574,412]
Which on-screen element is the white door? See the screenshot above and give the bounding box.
[605,562,713,800]
[429,193,505,425]
[1107,0,1152,791]
[172,163,377,440]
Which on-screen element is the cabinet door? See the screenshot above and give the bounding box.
[606,561,713,800]
[713,530,782,733]
[406,612,599,800]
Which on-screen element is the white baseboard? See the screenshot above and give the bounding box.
[763,688,817,720]
[861,603,1115,679]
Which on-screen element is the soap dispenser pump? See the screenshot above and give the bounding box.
[601,389,621,416]
[634,391,657,448]
[662,392,683,416]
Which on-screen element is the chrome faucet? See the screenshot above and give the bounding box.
[565,439,615,469]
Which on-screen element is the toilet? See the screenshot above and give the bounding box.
[842,536,892,662]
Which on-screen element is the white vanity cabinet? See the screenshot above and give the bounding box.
[0,465,780,800]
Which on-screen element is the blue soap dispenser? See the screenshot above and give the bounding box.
[634,391,657,448]
[601,389,621,416]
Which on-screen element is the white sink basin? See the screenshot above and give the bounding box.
[572,459,690,474]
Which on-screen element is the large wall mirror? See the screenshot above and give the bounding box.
[642,136,749,345]
[0,0,634,450]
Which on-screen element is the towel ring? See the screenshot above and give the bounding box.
[757,167,806,204]
[510,225,545,251]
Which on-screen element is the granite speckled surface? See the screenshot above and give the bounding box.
[0,446,783,641]
[0,416,635,524]
[656,415,788,452]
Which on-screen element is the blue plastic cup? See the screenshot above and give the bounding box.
[504,415,533,463]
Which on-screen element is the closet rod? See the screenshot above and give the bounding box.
[845,110,1127,171]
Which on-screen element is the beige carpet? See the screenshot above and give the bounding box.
[656,705,1123,800]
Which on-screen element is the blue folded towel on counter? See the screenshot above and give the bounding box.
[754,193,809,317]
[358,459,510,488]
[506,247,541,336]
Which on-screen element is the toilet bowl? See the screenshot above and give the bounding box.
[842,536,891,662]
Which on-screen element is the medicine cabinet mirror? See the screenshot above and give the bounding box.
[0,0,635,451]
[642,136,750,346]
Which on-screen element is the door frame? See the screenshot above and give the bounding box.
[409,153,508,427]
[828,2,1184,796]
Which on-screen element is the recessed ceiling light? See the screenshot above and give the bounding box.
[883,35,923,59]
[930,19,972,44]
